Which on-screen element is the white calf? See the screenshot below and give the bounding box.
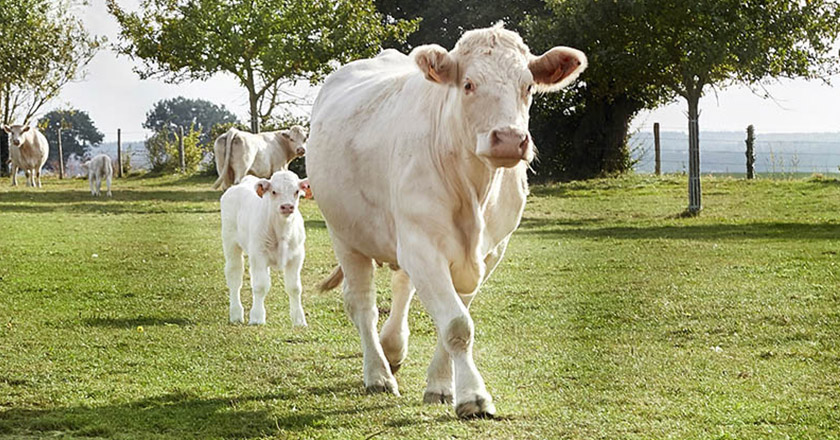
[220,170,309,327]
[82,154,113,197]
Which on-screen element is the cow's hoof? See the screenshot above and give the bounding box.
[455,396,496,419]
[365,378,399,396]
[423,391,453,405]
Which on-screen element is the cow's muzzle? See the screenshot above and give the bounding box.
[483,127,530,168]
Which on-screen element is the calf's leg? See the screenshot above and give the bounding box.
[248,260,271,325]
[223,240,245,323]
[283,251,307,327]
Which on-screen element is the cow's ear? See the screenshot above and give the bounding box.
[255,179,271,198]
[281,131,291,140]
[529,47,587,92]
[21,126,30,133]
[413,44,457,85]
[2,125,9,134]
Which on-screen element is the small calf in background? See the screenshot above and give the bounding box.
[220,170,309,327]
[82,154,113,197]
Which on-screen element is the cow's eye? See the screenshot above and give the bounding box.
[527,84,534,94]
[271,190,276,195]
[464,80,474,92]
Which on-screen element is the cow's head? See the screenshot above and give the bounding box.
[412,23,587,168]
[280,125,308,158]
[3,124,31,148]
[255,170,309,217]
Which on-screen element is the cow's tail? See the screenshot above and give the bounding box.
[212,128,237,189]
[318,265,344,291]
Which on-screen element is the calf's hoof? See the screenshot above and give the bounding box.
[455,396,496,419]
[423,391,453,405]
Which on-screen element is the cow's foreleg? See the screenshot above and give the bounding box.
[400,244,495,419]
[24,169,32,187]
[223,241,245,323]
[11,165,18,186]
[248,260,271,325]
[283,252,307,327]
[35,169,42,188]
[379,269,414,373]
[338,248,398,395]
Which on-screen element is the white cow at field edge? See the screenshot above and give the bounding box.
[220,170,309,327]
[212,126,307,190]
[3,124,48,187]
[306,23,586,418]
[82,154,113,197]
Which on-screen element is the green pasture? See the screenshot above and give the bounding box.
[0,173,838,439]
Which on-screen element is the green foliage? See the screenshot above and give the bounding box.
[145,124,203,173]
[108,0,417,132]
[375,0,542,50]
[37,109,105,163]
[1,174,840,438]
[143,97,238,146]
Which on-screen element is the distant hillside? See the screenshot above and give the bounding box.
[631,131,840,174]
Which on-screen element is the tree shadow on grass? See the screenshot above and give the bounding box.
[0,189,219,214]
[0,386,397,439]
[83,316,194,328]
[518,221,840,241]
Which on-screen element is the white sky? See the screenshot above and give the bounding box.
[47,0,840,142]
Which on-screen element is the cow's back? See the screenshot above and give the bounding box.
[307,50,425,261]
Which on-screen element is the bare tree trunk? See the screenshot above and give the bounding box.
[687,92,702,215]
[0,84,8,178]
[248,90,259,133]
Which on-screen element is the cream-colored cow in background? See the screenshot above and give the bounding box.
[212,126,307,190]
[307,23,586,418]
[3,124,48,187]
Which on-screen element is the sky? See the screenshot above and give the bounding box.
[45,0,840,143]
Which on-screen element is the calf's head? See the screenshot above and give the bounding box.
[279,125,308,158]
[3,124,31,148]
[255,170,309,217]
[412,24,587,168]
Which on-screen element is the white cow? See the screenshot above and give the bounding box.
[306,24,586,418]
[81,154,113,197]
[3,124,48,187]
[220,170,309,327]
[212,126,307,190]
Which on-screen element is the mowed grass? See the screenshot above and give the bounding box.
[0,173,838,439]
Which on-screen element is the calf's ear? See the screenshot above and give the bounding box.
[255,179,271,198]
[529,47,587,92]
[413,44,458,85]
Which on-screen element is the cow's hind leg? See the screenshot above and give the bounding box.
[35,169,42,187]
[89,174,95,196]
[283,251,307,327]
[380,269,414,373]
[223,240,245,323]
[106,172,112,197]
[337,247,398,395]
[24,170,32,187]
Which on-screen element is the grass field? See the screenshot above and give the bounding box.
[1,173,838,439]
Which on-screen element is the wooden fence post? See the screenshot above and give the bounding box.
[117,128,123,178]
[57,126,64,179]
[745,125,755,180]
[178,126,185,172]
[654,122,661,176]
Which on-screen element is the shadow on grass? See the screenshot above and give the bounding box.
[519,221,840,241]
[0,188,219,214]
[0,389,397,439]
[83,316,194,328]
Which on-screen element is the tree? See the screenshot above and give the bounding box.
[108,0,416,133]
[375,0,542,51]
[0,0,102,176]
[143,97,238,146]
[38,109,104,164]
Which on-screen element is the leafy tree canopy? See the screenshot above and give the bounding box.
[108,0,417,132]
[38,109,105,163]
[143,97,238,146]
